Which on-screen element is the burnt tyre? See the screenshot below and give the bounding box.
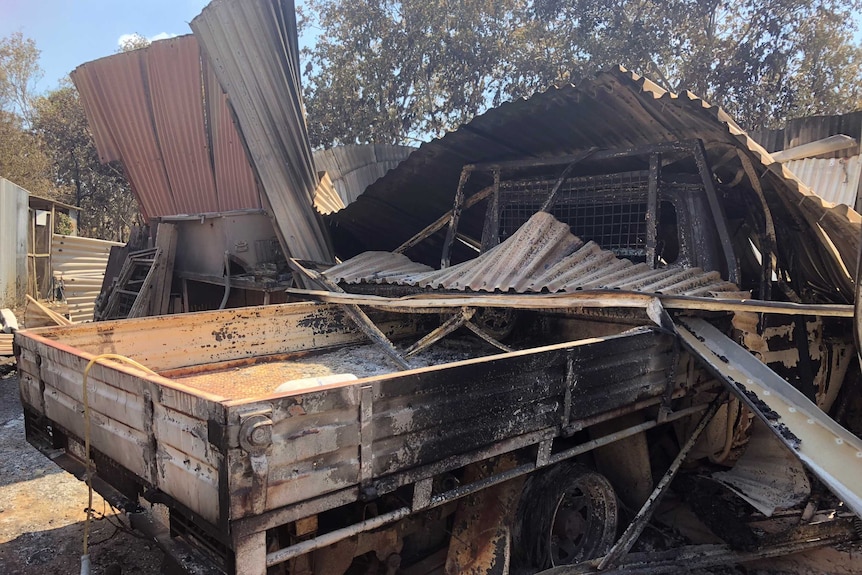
[513,462,618,570]
[472,307,518,340]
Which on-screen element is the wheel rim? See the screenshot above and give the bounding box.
[547,475,617,565]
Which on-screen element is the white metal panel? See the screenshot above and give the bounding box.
[0,178,30,308]
[783,155,862,207]
[52,234,122,322]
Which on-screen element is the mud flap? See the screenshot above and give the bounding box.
[444,457,525,575]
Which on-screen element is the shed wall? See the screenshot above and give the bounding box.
[0,178,30,308]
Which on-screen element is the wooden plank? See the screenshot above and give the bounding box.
[150,223,178,316]
[395,185,494,254]
[18,302,423,374]
[290,259,411,369]
[25,295,74,326]
[127,248,163,318]
[284,288,854,318]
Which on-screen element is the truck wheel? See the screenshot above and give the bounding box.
[513,462,618,569]
[472,307,518,340]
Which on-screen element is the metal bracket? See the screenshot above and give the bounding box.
[239,410,273,516]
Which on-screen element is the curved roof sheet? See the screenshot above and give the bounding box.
[325,212,740,297]
[327,67,860,303]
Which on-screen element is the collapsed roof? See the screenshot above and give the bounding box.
[327,67,860,304]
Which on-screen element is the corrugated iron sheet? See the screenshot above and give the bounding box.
[312,172,346,215]
[751,111,862,158]
[325,212,739,297]
[313,144,415,205]
[191,0,333,263]
[0,178,29,308]
[71,35,260,219]
[52,234,122,322]
[783,156,862,208]
[326,67,861,303]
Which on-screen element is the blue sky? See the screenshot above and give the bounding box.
[0,0,210,93]
[2,1,861,99]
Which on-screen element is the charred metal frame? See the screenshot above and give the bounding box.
[438,139,739,283]
[260,399,714,569]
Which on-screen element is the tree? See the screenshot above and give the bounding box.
[0,109,54,195]
[0,32,54,195]
[117,33,151,52]
[300,0,862,145]
[0,32,43,124]
[300,0,526,146]
[31,84,139,241]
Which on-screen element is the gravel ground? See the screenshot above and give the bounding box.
[0,370,164,574]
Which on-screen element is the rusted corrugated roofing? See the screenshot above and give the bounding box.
[313,144,415,206]
[326,67,860,303]
[325,212,739,297]
[71,35,260,219]
[191,0,333,263]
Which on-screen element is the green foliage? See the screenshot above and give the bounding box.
[54,211,74,235]
[0,32,55,196]
[0,109,54,196]
[0,32,137,241]
[117,34,151,53]
[31,85,138,242]
[0,31,42,124]
[301,0,862,145]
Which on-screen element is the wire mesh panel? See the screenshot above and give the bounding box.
[498,171,651,259]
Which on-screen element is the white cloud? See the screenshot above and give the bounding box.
[147,32,176,42]
[116,32,179,48]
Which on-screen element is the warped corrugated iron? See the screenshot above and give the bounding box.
[327,67,861,303]
[783,156,862,208]
[312,171,346,216]
[52,234,122,322]
[191,0,333,263]
[71,35,260,219]
[325,212,739,297]
[313,144,415,206]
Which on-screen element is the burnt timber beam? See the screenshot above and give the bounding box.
[441,168,472,268]
[284,288,855,318]
[288,259,411,370]
[692,139,739,284]
[396,185,495,254]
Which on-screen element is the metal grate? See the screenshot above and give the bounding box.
[497,171,650,259]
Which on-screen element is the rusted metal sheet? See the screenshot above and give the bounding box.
[326,68,861,301]
[325,212,739,297]
[191,0,334,263]
[312,144,414,206]
[146,38,219,214]
[205,62,262,212]
[71,35,260,219]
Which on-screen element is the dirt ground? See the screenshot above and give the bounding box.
[0,370,164,574]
